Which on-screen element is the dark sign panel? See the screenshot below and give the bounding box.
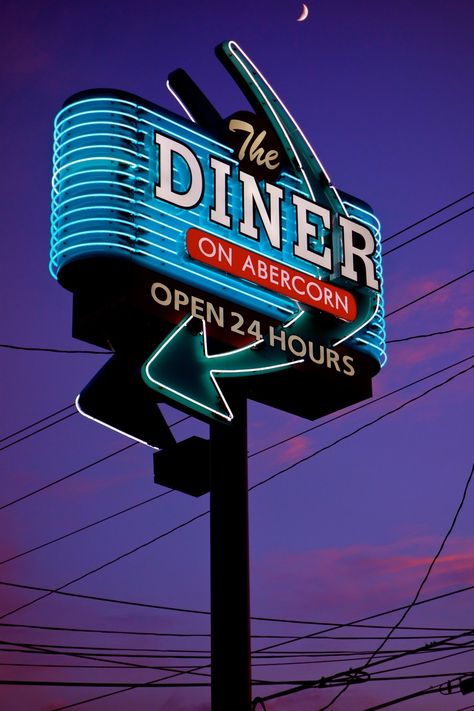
[50,40,386,434]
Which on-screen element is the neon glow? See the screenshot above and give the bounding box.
[50,50,386,368]
[142,315,303,422]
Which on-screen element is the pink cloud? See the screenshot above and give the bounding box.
[258,535,474,618]
[277,435,313,464]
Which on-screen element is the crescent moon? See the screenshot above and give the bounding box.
[297,3,309,21]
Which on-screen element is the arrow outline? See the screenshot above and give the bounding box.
[142,313,304,422]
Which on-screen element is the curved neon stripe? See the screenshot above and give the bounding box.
[50,241,295,316]
[227,41,348,216]
[56,132,139,154]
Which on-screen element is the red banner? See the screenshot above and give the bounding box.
[186,229,356,321]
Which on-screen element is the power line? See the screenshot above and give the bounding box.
[0,410,78,453]
[6,640,472,658]
[313,460,474,710]
[360,676,465,711]
[383,207,473,256]
[1,266,471,458]
[0,344,109,354]
[0,200,472,365]
[46,594,474,711]
[0,679,209,688]
[0,581,470,631]
[0,404,74,445]
[250,354,473,459]
[0,637,209,679]
[1,354,470,572]
[365,461,474,664]
[382,191,473,243]
[251,630,474,707]
[1,620,467,640]
[0,442,137,512]
[0,510,210,622]
[0,490,173,566]
[251,362,473,492]
[387,325,474,343]
[0,414,189,514]
[385,269,473,318]
[0,363,470,625]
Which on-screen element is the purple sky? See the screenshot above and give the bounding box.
[0,1,473,709]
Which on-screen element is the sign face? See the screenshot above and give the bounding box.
[51,40,386,431]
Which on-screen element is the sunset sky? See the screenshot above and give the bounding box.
[0,1,473,709]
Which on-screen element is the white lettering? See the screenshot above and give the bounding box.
[339,215,380,291]
[239,171,283,249]
[292,193,332,271]
[154,132,203,208]
[209,157,231,227]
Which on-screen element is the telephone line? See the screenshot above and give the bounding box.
[382,191,473,243]
[248,455,474,708]
[387,325,474,343]
[1,620,466,639]
[1,197,472,361]
[0,404,74,445]
[0,490,173,566]
[0,411,78,453]
[365,462,474,664]
[251,363,473,492]
[251,631,474,708]
[0,581,470,630]
[1,266,471,456]
[360,676,466,711]
[250,354,473,458]
[0,364,470,624]
[0,414,189,513]
[0,442,137,512]
[383,207,473,256]
[385,269,473,318]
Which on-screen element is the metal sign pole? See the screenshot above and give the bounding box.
[210,388,251,711]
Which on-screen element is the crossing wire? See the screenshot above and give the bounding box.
[0,364,471,626]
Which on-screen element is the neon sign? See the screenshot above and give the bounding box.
[50,40,386,430]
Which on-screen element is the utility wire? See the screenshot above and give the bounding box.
[250,354,473,459]
[252,454,474,711]
[251,630,473,707]
[252,456,474,711]
[387,326,474,343]
[382,191,473,243]
[0,638,202,678]
[360,676,465,711]
[0,344,109,354]
[0,364,471,625]
[0,414,189,513]
[1,620,467,640]
[313,460,474,711]
[319,461,474,711]
[0,582,470,632]
[365,462,474,665]
[252,362,473,492]
[0,490,173,566]
[0,511,209,622]
[0,411,78,453]
[46,594,474,711]
[0,442,137,512]
[0,404,74,445]
[0,353,469,570]
[1,198,472,363]
[385,269,473,318]
[383,207,473,256]
[1,267,471,457]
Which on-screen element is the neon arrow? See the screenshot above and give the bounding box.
[142,314,304,422]
[141,288,378,423]
[142,41,382,422]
